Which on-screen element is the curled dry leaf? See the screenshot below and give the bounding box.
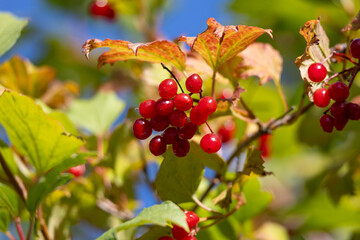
[295,19,332,101]
[342,10,360,32]
[82,39,186,71]
[179,18,272,70]
[238,42,283,85]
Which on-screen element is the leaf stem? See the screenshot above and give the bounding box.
[26,217,34,240]
[97,134,104,159]
[211,70,217,99]
[15,217,25,240]
[5,231,16,240]
[191,195,220,214]
[161,63,184,93]
[38,206,51,240]
[205,121,214,134]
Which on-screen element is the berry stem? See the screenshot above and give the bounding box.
[161,63,184,93]
[205,121,214,134]
[15,217,25,240]
[348,66,359,90]
[323,67,355,85]
[321,52,333,65]
[333,52,358,65]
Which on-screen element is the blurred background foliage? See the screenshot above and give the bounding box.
[1,0,360,239]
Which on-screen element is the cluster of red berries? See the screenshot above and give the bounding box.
[308,38,360,133]
[133,74,222,157]
[89,0,116,20]
[158,211,199,240]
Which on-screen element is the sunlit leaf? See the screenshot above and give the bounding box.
[0,90,84,175]
[26,153,87,215]
[0,140,17,175]
[179,18,272,70]
[98,201,188,240]
[233,178,272,222]
[0,208,9,232]
[190,141,226,174]
[155,147,205,203]
[83,38,186,70]
[0,55,55,98]
[0,12,28,57]
[0,183,18,216]
[67,91,125,135]
[238,43,283,85]
[239,146,272,176]
[295,20,331,101]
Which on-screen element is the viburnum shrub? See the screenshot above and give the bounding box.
[1,5,360,240]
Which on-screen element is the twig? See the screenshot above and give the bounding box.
[348,66,359,89]
[0,154,26,203]
[5,231,16,240]
[15,217,25,240]
[38,206,51,240]
[161,63,184,93]
[211,70,217,99]
[97,198,134,220]
[26,217,34,240]
[191,195,220,214]
[333,52,358,65]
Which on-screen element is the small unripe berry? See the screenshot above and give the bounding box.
[313,88,330,108]
[200,133,222,153]
[186,74,203,93]
[159,79,178,99]
[328,82,349,102]
[350,38,360,59]
[308,63,327,82]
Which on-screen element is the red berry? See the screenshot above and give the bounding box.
[320,114,334,133]
[158,237,174,240]
[259,134,271,158]
[163,127,178,144]
[133,118,152,139]
[328,82,349,102]
[172,138,190,157]
[189,106,208,126]
[186,74,203,93]
[198,96,217,115]
[155,99,174,116]
[159,79,178,99]
[313,88,330,108]
[219,88,233,99]
[149,136,167,156]
[89,0,115,20]
[217,119,236,143]
[68,164,86,177]
[330,101,346,118]
[200,133,221,153]
[169,110,188,127]
[150,115,169,132]
[171,225,189,240]
[307,63,327,82]
[346,102,360,120]
[185,211,199,229]
[174,93,193,111]
[139,99,156,118]
[183,237,197,240]
[179,122,197,139]
[334,116,348,131]
[350,38,360,58]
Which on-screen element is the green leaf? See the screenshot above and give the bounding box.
[0,12,28,57]
[233,178,272,222]
[97,201,188,240]
[26,153,87,215]
[0,139,17,175]
[155,148,205,203]
[240,146,272,176]
[67,91,125,135]
[0,90,84,175]
[190,141,226,174]
[0,208,10,232]
[0,183,18,216]
[137,226,172,240]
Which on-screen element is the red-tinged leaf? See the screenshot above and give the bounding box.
[178,18,272,70]
[83,39,186,70]
[238,43,283,85]
[295,20,332,101]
